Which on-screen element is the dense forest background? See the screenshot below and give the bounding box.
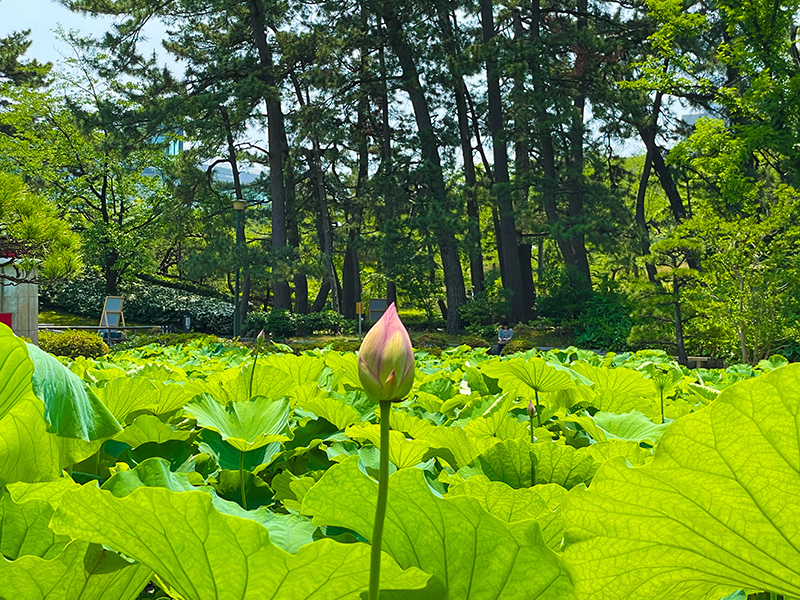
[1,0,799,364]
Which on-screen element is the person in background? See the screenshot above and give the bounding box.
[497,320,513,355]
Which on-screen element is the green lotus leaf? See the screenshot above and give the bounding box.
[0,397,103,483]
[302,456,577,600]
[474,438,597,489]
[198,429,283,472]
[95,377,196,423]
[562,364,800,600]
[0,323,34,422]
[446,477,564,550]
[563,410,667,444]
[114,414,192,447]
[0,490,70,560]
[294,384,362,430]
[481,357,575,401]
[0,540,152,600]
[345,423,431,468]
[261,353,327,387]
[186,393,290,452]
[583,439,653,466]
[389,409,437,438]
[417,425,500,469]
[25,342,121,440]
[571,363,659,417]
[50,471,435,599]
[323,351,361,389]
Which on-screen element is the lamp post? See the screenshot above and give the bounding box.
[232,198,246,337]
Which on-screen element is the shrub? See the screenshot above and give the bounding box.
[296,311,352,336]
[266,309,296,339]
[574,291,633,351]
[458,278,510,333]
[41,278,234,335]
[39,330,110,359]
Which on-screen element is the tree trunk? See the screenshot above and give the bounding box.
[528,0,592,296]
[382,1,466,332]
[247,0,290,309]
[377,19,399,304]
[563,0,592,294]
[673,277,688,366]
[436,2,485,294]
[480,0,526,322]
[310,278,331,313]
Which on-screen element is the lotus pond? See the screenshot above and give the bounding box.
[0,323,797,600]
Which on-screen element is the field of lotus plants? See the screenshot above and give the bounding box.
[0,311,798,600]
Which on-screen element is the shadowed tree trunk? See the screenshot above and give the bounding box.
[382,0,466,332]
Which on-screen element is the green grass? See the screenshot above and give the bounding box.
[39,307,98,327]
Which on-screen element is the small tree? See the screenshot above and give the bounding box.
[629,236,702,365]
[0,173,82,284]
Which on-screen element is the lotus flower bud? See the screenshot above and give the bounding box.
[257,329,266,344]
[527,401,537,419]
[358,303,414,402]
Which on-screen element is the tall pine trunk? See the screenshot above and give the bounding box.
[436,2,485,294]
[481,0,527,322]
[247,0,291,309]
[382,1,466,332]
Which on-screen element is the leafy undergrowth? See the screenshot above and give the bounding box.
[0,324,796,600]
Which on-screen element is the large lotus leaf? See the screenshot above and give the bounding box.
[563,410,667,444]
[323,352,361,389]
[186,393,289,452]
[50,477,435,599]
[302,456,577,600]
[114,414,193,447]
[474,438,597,490]
[198,429,283,472]
[25,343,121,440]
[294,384,361,430]
[462,393,530,441]
[446,477,564,550]
[0,324,34,422]
[389,409,437,438]
[562,364,800,600]
[262,353,326,387]
[7,477,80,506]
[0,490,70,560]
[0,540,152,600]
[481,357,575,400]
[583,439,653,467]
[345,424,431,468]
[0,397,103,483]
[102,458,309,553]
[571,363,658,417]
[94,378,195,423]
[417,425,500,469]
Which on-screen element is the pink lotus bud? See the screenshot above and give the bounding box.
[257,329,266,344]
[527,401,537,418]
[358,303,414,402]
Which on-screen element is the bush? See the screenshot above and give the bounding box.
[41,278,234,335]
[573,291,633,351]
[266,309,296,339]
[296,311,353,336]
[458,278,510,334]
[39,330,109,359]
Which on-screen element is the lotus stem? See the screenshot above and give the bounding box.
[239,450,248,511]
[248,335,263,400]
[369,401,391,600]
[535,389,542,428]
[660,389,665,424]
